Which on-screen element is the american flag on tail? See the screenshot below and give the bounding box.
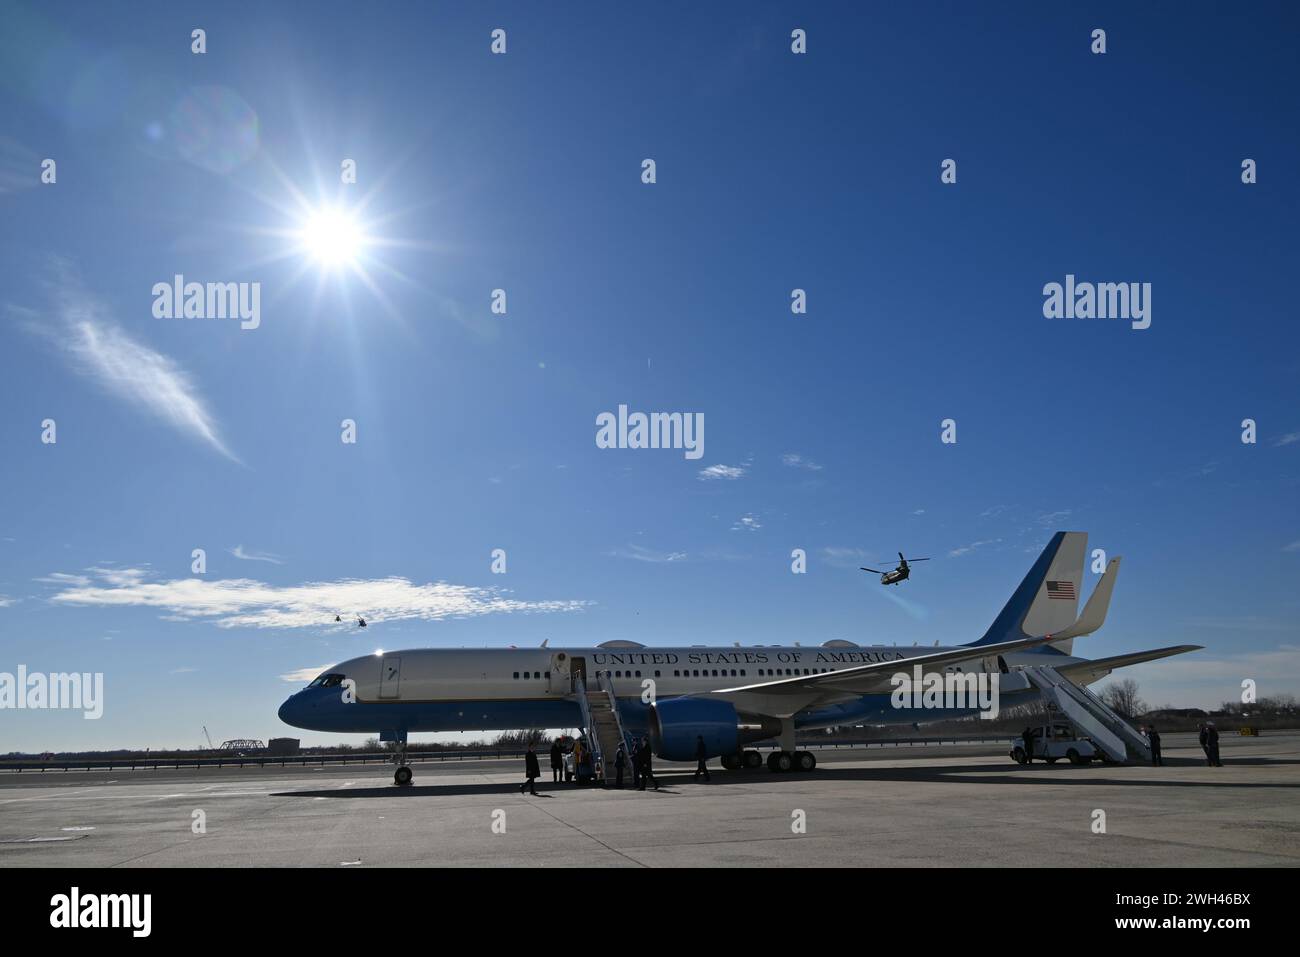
[1045,580,1076,600]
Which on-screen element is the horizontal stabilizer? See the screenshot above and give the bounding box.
[1056,644,1203,685]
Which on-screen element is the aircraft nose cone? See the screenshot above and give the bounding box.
[278,695,298,725]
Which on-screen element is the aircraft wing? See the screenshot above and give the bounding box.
[1053,644,1203,685]
[701,633,1056,704]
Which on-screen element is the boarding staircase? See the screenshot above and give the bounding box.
[1022,665,1152,764]
[574,673,634,785]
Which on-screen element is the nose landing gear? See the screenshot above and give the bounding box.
[389,733,413,786]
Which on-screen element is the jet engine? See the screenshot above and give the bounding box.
[648,697,781,760]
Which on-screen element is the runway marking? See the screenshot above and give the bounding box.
[61,826,95,831]
[0,835,83,843]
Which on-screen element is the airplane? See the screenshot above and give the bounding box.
[278,532,1202,785]
[861,552,930,585]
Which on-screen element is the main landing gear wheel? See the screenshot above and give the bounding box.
[766,750,816,773]
[720,754,741,771]
[394,765,413,786]
[743,750,763,769]
[767,751,794,773]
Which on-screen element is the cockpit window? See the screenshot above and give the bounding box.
[308,673,346,688]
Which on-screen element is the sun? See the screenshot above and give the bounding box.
[299,206,366,267]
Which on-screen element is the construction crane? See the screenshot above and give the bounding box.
[202,726,214,751]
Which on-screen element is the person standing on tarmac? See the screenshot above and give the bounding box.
[629,738,641,789]
[521,742,540,796]
[1147,725,1163,766]
[1021,726,1035,765]
[1199,721,1223,766]
[637,736,658,791]
[693,735,711,782]
[614,742,627,788]
[549,738,563,782]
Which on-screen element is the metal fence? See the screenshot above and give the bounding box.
[0,734,1018,773]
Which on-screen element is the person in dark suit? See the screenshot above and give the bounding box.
[629,739,641,789]
[1200,722,1222,766]
[1021,727,1035,765]
[521,742,540,795]
[637,736,658,791]
[693,735,711,782]
[614,742,626,788]
[549,739,563,782]
[1147,725,1162,766]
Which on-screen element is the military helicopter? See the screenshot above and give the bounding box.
[860,552,930,585]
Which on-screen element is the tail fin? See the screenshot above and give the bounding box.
[967,531,1087,648]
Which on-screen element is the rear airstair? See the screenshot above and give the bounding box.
[1022,665,1152,764]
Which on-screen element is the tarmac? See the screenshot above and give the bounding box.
[1,731,1296,867]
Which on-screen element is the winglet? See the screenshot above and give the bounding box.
[1049,556,1121,651]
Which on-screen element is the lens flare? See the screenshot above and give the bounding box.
[300,207,364,266]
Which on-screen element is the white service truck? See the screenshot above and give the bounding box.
[1010,721,1103,765]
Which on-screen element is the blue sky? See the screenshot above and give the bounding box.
[2,2,1297,751]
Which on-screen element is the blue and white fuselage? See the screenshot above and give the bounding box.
[277,532,1201,772]
[277,642,1052,740]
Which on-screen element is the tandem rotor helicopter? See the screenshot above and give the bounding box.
[860,552,930,586]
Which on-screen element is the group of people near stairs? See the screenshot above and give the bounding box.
[521,732,715,795]
[1017,720,1226,768]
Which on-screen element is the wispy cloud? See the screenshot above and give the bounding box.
[170,666,197,674]
[0,596,15,608]
[609,544,689,563]
[1182,615,1298,633]
[1035,509,1073,527]
[949,538,1000,557]
[281,665,331,684]
[820,546,870,569]
[1284,541,1300,553]
[0,136,40,194]
[732,513,762,532]
[228,545,284,565]
[781,453,823,471]
[43,567,589,630]
[698,463,747,481]
[18,262,238,461]
[35,572,92,587]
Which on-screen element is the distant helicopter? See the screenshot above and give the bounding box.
[860,552,930,586]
